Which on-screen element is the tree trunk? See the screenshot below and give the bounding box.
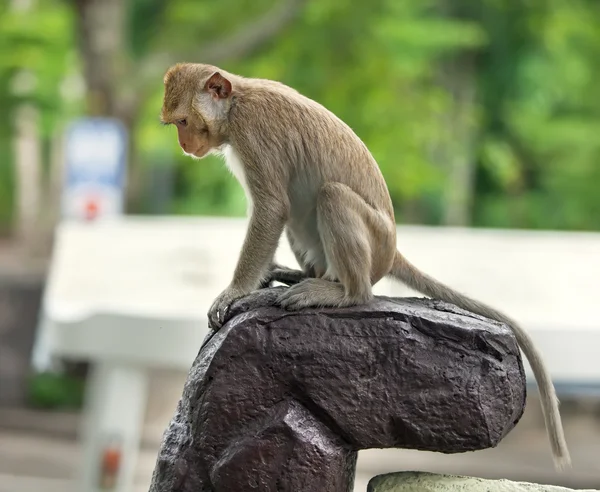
[10,0,43,252]
[73,0,128,117]
[44,127,66,237]
[71,0,145,209]
[13,105,42,251]
[437,52,478,226]
[70,0,308,212]
[431,0,481,227]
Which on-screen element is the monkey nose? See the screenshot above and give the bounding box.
[180,141,187,151]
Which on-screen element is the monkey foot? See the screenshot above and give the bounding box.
[276,278,370,310]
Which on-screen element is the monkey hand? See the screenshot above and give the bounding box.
[260,265,308,288]
[208,286,247,330]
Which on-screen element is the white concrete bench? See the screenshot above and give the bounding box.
[31,217,600,492]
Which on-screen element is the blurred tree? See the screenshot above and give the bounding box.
[475,0,600,230]
[68,0,307,210]
[215,0,488,223]
[150,0,600,229]
[431,0,485,226]
[0,0,599,232]
[0,0,73,241]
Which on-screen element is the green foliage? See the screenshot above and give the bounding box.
[0,0,73,128]
[474,0,600,230]
[27,371,85,410]
[0,138,13,235]
[1,0,600,230]
[0,0,74,228]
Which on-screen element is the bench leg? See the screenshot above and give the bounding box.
[77,361,149,492]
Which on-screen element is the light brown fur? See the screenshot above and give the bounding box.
[161,62,570,469]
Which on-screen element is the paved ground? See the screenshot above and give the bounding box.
[1,385,600,492]
[0,429,373,492]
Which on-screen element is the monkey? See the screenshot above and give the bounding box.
[160,62,570,469]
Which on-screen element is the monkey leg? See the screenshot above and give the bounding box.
[260,229,320,289]
[259,229,318,289]
[285,228,318,278]
[277,183,395,310]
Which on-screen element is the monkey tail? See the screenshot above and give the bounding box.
[389,250,571,470]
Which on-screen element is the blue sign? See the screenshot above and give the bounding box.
[62,118,128,220]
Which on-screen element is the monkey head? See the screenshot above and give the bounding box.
[161,63,233,159]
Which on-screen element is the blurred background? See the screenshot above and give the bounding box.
[0,0,599,491]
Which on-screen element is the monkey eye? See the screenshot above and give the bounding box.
[176,119,188,127]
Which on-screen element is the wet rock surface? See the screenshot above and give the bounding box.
[149,287,526,492]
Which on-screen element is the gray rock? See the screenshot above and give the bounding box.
[149,287,526,492]
[367,472,599,492]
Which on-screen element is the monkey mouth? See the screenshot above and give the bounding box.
[183,149,207,160]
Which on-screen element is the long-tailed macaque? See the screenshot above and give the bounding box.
[160,62,570,469]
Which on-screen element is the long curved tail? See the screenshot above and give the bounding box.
[389,250,571,469]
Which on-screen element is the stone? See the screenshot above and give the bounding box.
[367,472,599,492]
[148,287,527,492]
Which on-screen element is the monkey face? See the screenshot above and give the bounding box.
[161,64,233,160]
[173,117,212,159]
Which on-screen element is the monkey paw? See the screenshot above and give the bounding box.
[260,266,308,288]
[276,278,346,310]
[208,286,247,330]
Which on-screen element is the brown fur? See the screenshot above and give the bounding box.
[161,62,570,468]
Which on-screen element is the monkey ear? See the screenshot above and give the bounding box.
[204,72,232,99]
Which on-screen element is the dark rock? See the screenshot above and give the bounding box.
[149,287,526,492]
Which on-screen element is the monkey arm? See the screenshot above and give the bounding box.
[230,202,289,291]
[209,200,289,329]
